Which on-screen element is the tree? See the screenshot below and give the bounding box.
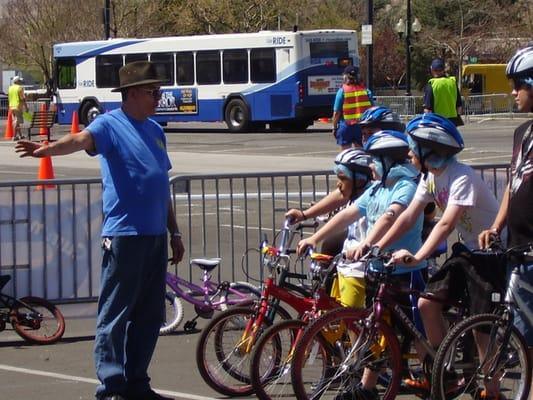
[0,0,102,86]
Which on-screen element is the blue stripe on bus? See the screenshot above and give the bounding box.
[54,39,147,58]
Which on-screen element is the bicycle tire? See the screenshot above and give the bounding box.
[221,281,261,311]
[291,307,401,400]
[160,292,184,335]
[196,306,264,396]
[250,318,313,400]
[431,313,531,400]
[10,296,65,344]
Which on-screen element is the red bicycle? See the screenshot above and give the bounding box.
[195,218,340,396]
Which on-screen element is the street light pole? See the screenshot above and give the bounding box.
[405,0,412,96]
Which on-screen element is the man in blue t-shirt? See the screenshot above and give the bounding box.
[15,61,184,400]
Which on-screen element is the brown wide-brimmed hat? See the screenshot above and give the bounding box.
[111,60,163,92]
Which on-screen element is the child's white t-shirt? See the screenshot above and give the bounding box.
[414,159,500,249]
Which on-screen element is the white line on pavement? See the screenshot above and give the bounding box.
[0,364,216,400]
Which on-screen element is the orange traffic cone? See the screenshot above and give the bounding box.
[39,102,48,137]
[36,142,55,190]
[70,111,80,134]
[4,109,14,140]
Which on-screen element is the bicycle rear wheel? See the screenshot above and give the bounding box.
[431,313,531,400]
[221,281,261,311]
[160,292,184,335]
[10,296,65,344]
[290,307,401,400]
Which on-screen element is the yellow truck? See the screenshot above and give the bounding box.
[461,64,511,113]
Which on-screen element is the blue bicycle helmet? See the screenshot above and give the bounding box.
[358,106,405,132]
[363,130,410,161]
[406,113,464,158]
[506,46,533,86]
[364,130,410,184]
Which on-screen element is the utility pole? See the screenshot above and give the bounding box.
[405,0,412,96]
[366,0,373,92]
[103,0,111,40]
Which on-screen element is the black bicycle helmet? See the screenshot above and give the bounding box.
[358,106,405,132]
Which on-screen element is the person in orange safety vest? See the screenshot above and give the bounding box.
[332,65,374,150]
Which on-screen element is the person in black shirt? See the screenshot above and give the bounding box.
[479,46,533,399]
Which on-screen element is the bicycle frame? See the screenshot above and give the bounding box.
[165,271,253,312]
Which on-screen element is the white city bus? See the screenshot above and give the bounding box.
[53,29,358,132]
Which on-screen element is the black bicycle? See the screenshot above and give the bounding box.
[431,242,533,400]
[0,275,65,344]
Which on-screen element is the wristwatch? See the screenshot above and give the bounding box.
[170,231,182,239]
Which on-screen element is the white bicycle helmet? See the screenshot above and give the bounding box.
[506,46,533,85]
[334,148,373,190]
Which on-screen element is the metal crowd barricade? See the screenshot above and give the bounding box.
[0,164,512,303]
[0,178,103,302]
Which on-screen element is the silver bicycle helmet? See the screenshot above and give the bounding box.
[506,46,533,84]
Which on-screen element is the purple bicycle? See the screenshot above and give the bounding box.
[161,258,260,334]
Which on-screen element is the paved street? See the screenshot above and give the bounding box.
[0,116,529,399]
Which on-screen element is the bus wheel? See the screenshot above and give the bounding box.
[224,99,250,133]
[80,101,101,126]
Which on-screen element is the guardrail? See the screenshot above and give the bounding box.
[0,163,511,303]
[0,98,52,118]
[374,94,518,121]
[0,94,522,121]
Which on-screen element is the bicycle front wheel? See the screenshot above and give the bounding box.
[290,307,401,400]
[195,306,268,396]
[160,292,184,335]
[431,313,531,400]
[10,296,65,344]
[250,318,311,400]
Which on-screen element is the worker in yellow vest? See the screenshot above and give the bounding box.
[332,65,373,150]
[423,59,463,126]
[8,76,29,140]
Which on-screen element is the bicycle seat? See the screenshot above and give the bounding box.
[190,258,222,272]
[0,275,11,291]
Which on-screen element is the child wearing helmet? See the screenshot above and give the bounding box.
[373,113,501,393]
[357,105,405,145]
[478,45,533,399]
[297,130,424,399]
[331,65,373,150]
[286,148,374,258]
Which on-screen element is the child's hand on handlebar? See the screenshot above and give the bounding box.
[391,249,417,266]
[345,242,370,261]
[297,237,317,256]
[478,228,499,250]
[285,209,305,224]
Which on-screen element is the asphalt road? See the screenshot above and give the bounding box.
[0,117,528,181]
[0,116,529,400]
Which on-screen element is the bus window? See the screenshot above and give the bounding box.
[223,49,248,84]
[125,53,148,64]
[96,55,123,88]
[309,41,349,64]
[176,52,194,85]
[151,53,174,86]
[197,51,221,85]
[57,58,76,89]
[251,48,276,83]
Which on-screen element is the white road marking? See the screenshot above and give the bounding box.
[0,364,216,400]
[461,154,512,162]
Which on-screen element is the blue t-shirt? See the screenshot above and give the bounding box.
[87,109,172,236]
[355,177,424,274]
